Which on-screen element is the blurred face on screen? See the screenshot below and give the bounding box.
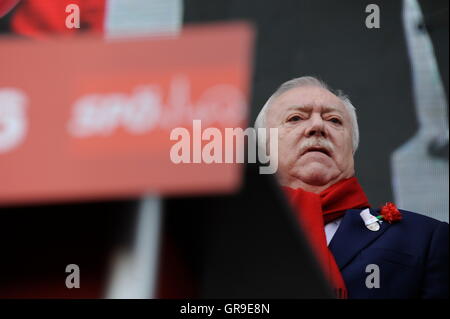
[265,86,355,193]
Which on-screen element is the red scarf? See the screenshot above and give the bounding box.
[283,177,370,299]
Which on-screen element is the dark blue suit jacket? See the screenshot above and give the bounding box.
[329,208,449,299]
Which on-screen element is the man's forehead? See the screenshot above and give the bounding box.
[283,103,344,114]
[269,86,347,115]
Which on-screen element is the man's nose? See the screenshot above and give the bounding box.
[305,116,326,138]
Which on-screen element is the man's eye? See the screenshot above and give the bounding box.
[287,115,302,122]
[329,118,342,124]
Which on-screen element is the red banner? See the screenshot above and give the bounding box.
[0,22,253,205]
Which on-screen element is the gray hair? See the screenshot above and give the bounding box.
[254,76,360,152]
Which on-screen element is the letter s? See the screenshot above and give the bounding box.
[0,88,27,154]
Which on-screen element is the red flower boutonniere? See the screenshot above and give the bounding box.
[377,202,402,223]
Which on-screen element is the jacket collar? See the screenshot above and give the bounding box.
[328,208,390,270]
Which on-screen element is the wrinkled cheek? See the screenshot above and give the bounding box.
[277,144,295,172]
[338,153,355,174]
[276,144,289,168]
[277,131,302,168]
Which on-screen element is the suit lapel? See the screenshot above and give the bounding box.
[328,208,390,270]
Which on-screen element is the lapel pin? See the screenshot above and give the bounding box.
[360,208,381,231]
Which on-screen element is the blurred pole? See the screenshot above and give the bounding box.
[106,196,162,299]
[103,0,183,298]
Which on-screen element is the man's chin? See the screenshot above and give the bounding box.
[295,166,337,187]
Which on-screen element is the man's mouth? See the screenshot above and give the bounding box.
[301,146,332,157]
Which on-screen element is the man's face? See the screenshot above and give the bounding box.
[265,86,355,190]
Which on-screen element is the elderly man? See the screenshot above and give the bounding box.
[255,76,448,299]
